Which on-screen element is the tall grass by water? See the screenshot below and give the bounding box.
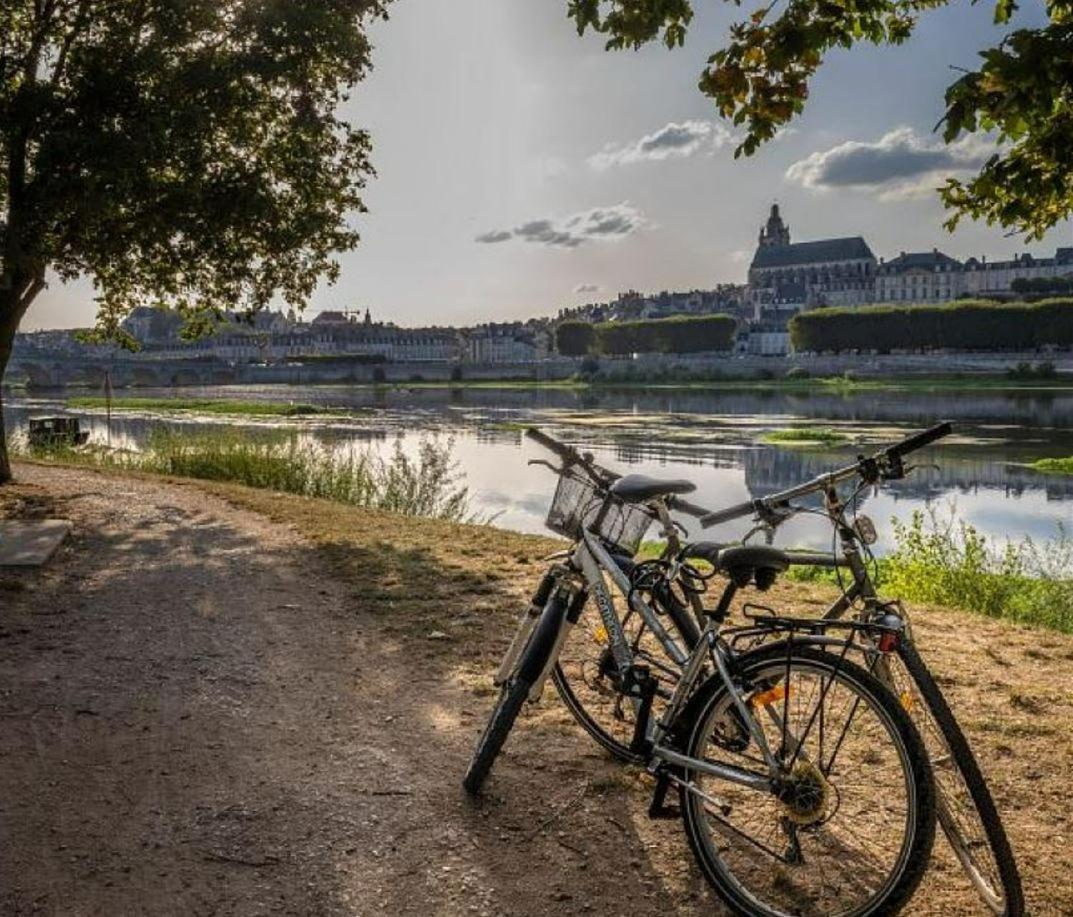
[788,505,1073,632]
[20,430,474,522]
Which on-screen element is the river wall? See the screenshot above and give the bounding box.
[9,349,1073,388]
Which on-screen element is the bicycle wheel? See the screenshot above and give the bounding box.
[463,588,569,795]
[679,643,936,917]
[552,584,699,762]
[888,640,1024,916]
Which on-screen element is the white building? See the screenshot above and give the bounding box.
[875,250,964,303]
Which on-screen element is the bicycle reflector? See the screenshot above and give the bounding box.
[875,609,905,653]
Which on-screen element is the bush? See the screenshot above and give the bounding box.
[556,321,596,356]
[1007,360,1057,380]
[789,299,1073,353]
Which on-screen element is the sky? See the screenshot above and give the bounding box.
[26,0,1068,331]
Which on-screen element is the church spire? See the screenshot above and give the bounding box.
[759,203,790,247]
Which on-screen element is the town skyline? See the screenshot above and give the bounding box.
[23,0,1070,333]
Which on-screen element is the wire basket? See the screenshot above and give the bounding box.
[545,469,655,555]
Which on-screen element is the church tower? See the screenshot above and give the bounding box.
[759,203,790,248]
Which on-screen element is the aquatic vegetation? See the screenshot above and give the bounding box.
[68,397,342,417]
[761,427,849,446]
[1030,457,1073,475]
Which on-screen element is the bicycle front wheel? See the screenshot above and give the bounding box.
[889,640,1024,916]
[680,643,936,917]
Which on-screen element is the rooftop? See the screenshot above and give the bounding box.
[751,236,875,269]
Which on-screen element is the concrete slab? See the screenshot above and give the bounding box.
[0,520,72,566]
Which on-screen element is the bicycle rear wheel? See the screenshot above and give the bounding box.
[889,640,1024,916]
[680,643,936,917]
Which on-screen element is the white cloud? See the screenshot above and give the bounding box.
[475,203,646,249]
[588,120,739,170]
[785,127,996,200]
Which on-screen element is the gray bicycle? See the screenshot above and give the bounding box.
[464,428,936,917]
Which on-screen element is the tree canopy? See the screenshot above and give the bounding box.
[567,0,1073,240]
[0,0,388,345]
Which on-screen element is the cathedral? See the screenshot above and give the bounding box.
[747,205,877,317]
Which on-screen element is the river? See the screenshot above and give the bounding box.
[6,383,1073,554]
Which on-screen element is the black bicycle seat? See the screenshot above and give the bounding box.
[720,544,789,589]
[610,474,696,504]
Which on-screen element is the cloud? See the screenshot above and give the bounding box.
[475,203,645,249]
[588,120,738,170]
[785,127,996,200]
[574,283,600,294]
[474,229,512,244]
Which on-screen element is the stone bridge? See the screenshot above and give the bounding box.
[8,356,239,389]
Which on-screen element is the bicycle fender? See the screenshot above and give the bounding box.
[516,586,572,685]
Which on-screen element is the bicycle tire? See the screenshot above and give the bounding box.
[679,643,936,917]
[462,675,532,795]
[463,588,569,795]
[895,639,1024,916]
[552,587,700,763]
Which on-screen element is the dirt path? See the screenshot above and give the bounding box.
[0,465,1067,916]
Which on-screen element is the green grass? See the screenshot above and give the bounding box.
[760,427,849,446]
[68,397,344,417]
[343,373,1073,394]
[787,507,1073,633]
[1029,456,1073,475]
[18,429,474,522]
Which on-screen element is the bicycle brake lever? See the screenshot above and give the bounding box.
[528,458,562,474]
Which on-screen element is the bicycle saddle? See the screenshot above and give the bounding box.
[687,542,789,590]
[610,474,696,503]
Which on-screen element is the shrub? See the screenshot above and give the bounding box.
[789,299,1073,353]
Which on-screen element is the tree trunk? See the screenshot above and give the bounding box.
[0,284,35,484]
[0,299,18,484]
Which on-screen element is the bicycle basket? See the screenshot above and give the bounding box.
[545,468,655,554]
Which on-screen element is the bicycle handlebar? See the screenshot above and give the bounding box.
[699,421,953,529]
[525,427,716,520]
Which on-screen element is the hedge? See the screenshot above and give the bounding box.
[557,314,736,356]
[789,299,1073,353]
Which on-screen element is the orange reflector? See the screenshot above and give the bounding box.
[751,683,789,708]
[593,624,609,645]
[900,691,915,714]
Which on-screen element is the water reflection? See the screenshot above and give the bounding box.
[6,384,1072,554]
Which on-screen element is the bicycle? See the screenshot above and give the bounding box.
[697,421,1024,916]
[464,428,937,917]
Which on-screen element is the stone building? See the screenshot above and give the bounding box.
[962,249,1073,296]
[875,250,964,303]
[747,205,876,315]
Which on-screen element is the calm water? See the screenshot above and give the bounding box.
[6,383,1073,554]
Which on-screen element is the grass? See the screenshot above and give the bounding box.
[353,372,1073,394]
[786,506,1073,633]
[18,429,474,522]
[760,427,849,446]
[1029,457,1073,475]
[68,396,344,417]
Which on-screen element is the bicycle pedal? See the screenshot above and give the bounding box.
[649,802,681,820]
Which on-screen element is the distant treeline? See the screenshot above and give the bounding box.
[556,314,736,356]
[790,299,1073,353]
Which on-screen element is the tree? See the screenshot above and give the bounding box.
[567,0,1073,240]
[0,0,388,481]
[556,320,596,355]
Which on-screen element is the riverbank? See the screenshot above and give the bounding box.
[67,396,347,417]
[0,463,1067,914]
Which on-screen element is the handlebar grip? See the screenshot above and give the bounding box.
[886,421,953,459]
[667,495,713,519]
[524,426,574,459]
[699,499,758,529]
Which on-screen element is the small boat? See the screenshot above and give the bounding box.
[28,417,90,448]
